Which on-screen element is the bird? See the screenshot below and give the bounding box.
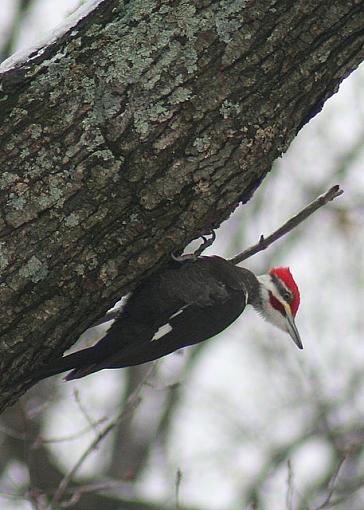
[32,255,301,383]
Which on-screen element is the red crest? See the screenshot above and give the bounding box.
[269,267,300,316]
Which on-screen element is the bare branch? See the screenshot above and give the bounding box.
[230,185,344,265]
[73,389,103,437]
[0,0,34,61]
[312,455,347,510]
[286,460,294,510]
[34,419,108,446]
[175,468,183,509]
[48,364,157,510]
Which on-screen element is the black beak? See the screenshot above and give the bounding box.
[285,309,303,350]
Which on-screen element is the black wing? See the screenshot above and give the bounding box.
[79,287,247,374]
[34,257,251,381]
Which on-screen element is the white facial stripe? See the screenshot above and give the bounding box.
[256,274,289,333]
[270,275,294,305]
[257,275,283,302]
[280,280,290,292]
[151,323,172,341]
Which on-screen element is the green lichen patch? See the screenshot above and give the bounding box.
[99,259,119,285]
[220,99,241,118]
[0,243,9,271]
[0,172,18,189]
[169,87,192,105]
[7,194,26,211]
[19,256,49,283]
[64,213,80,228]
[193,134,211,153]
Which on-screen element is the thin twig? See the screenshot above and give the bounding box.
[33,418,108,446]
[48,364,156,510]
[175,468,183,509]
[312,456,347,510]
[286,460,294,510]
[73,389,101,437]
[230,185,343,265]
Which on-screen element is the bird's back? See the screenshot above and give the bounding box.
[31,256,258,382]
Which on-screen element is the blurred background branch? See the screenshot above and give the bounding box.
[0,0,34,62]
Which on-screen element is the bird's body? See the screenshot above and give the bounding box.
[33,255,301,383]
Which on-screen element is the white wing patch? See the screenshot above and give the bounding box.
[151,307,187,341]
[151,323,173,341]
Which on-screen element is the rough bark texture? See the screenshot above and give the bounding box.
[0,0,363,412]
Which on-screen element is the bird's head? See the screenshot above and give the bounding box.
[256,267,302,349]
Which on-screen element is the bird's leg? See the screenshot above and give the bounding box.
[171,230,216,262]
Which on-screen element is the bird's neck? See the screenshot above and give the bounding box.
[235,267,262,308]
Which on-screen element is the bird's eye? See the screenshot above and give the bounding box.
[271,274,294,304]
[283,290,293,302]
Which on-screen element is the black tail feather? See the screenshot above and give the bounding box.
[32,346,99,383]
[31,319,138,384]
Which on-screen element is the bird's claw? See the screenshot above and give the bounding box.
[194,230,216,256]
[171,230,216,262]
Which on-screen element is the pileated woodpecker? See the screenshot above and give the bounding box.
[32,255,301,383]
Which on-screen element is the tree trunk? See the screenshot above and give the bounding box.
[0,0,362,412]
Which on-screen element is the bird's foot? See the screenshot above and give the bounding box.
[171,230,216,262]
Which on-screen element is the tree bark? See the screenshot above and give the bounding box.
[0,0,363,412]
